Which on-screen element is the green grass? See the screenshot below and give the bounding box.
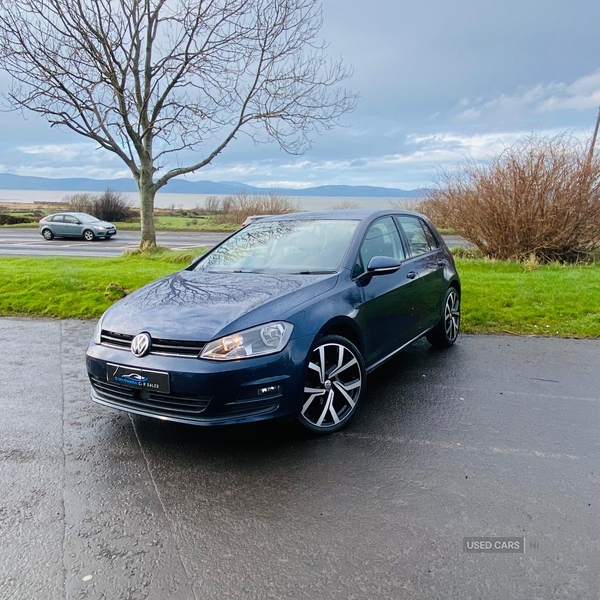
[1,222,39,228]
[456,259,600,338]
[0,254,599,337]
[113,215,238,232]
[0,248,206,319]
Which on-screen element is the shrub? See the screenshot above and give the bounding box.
[93,189,132,222]
[429,135,600,262]
[64,192,94,214]
[0,212,32,225]
[204,196,222,214]
[450,246,483,260]
[64,189,133,222]
[214,191,299,224]
[332,200,361,209]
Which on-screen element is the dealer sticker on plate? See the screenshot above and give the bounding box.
[107,363,170,394]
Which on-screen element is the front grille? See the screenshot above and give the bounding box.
[100,330,206,358]
[90,375,211,421]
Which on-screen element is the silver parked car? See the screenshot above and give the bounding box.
[39,212,117,241]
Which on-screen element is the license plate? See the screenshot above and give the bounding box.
[107,363,170,394]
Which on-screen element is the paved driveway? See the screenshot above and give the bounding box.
[1,319,599,599]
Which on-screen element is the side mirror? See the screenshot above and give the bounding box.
[358,256,402,281]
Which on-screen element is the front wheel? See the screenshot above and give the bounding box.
[426,286,461,348]
[297,335,366,434]
[83,229,95,241]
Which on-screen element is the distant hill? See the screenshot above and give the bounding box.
[0,172,429,198]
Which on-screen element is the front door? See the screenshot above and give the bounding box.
[353,217,422,366]
[62,214,84,238]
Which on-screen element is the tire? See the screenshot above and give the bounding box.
[297,334,366,434]
[83,229,95,241]
[42,228,54,240]
[426,286,461,348]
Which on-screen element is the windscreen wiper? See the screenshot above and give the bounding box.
[294,270,336,275]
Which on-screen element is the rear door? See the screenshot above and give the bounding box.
[50,215,66,236]
[395,216,447,331]
[353,216,423,366]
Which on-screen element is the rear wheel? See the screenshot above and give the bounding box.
[298,335,366,433]
[426,286,460,348]
[83,229,95,241]
[42,228,54,240]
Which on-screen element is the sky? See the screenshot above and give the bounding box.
[1,0,600,190]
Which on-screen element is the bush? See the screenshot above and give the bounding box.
[0,213,32,225]
[204,196,222,214]
[64,192,94,214]
[93,189,133,222]
[450,246,483,260]
[64,189,133,222]
[332,200,361,209]
[213,191,299,224]
[429,135,600,262]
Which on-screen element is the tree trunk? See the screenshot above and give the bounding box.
[138,167,156,248]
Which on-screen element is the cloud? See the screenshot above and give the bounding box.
[454,70,600,123]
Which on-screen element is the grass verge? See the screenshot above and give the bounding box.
[0,248,206,319]
[0,254,598,337]
[456,259,600,338]
[112,215,238,232]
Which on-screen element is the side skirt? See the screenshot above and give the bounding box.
[365,326,434,374]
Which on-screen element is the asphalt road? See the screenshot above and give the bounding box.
[0,228,468,257]
[0,229,228,257]
[1,319,599,599]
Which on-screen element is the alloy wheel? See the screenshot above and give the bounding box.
[83,230,94,241]
[444,289,460,342]
[300,341,363,431]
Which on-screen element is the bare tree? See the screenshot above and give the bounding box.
[0,0,356,247]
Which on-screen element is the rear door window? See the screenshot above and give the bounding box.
[396,216,437,256]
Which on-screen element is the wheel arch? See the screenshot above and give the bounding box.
[316,317,364,354]
[448,277,461,295]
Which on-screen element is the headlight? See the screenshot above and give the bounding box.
[92,312,106,344]
[200,322,294,361]
[96,226,105,231]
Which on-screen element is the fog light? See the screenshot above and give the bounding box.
[257,385,281,396]
[239,384,283,401]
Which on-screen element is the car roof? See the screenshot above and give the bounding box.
[257,209,427,222]
[47,212,96,217]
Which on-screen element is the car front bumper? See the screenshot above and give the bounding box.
[86,335,314,426]
[95,228,116,238]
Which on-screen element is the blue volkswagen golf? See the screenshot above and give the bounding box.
[86,210,460,433]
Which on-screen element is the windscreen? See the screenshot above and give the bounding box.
[195,219,359,274]
[77,214,100,223]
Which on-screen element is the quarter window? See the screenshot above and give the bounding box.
[397,216,437,256]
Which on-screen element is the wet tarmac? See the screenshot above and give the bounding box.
[0,229,467,257]
[1,318,599,599]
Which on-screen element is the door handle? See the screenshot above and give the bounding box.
[437,259,447,267]
[406,271,417,279]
